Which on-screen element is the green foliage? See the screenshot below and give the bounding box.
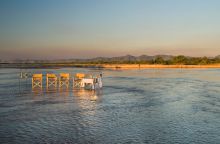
[172,55,188,64]
[4,56,220,66]
[62,56,220,65]
[154,56,165,64]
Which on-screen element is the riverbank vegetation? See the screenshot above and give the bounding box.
[1,55,220,68]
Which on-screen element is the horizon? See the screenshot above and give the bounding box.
[1,54,220,61]
[1,0,220,60]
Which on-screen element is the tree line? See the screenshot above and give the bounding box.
[81,55,220,65]
[1,55,220,65]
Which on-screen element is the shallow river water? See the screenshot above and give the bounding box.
[0,68,220,144]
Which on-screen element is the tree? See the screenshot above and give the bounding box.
[172,55,188,64]
[154,56,165,64]
[199,57,209,65]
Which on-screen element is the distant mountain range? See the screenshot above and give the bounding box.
[215,55,220,59]
[1,54,220,63]
[86,55,175,62]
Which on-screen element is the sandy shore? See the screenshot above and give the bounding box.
[96,64,220,69]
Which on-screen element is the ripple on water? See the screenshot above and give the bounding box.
[1,68,220,143]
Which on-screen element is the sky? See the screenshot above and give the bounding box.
[0,0,220,60]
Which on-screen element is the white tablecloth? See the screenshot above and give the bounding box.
[81,78,102,89]
[81,78,94,89]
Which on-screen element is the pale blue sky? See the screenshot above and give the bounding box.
[1,0,220,59]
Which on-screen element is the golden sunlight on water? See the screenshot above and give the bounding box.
[0,68,220,143]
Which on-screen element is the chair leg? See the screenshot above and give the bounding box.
[32,78,33,88]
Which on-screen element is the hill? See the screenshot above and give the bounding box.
[1,54,220,65]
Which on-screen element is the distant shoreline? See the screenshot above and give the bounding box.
[1,63,220,69]
[98,64,220,69]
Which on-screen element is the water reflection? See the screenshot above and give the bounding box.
[46,87,57,93]
[73,89,102,128]
[58,89,70,97]
[32,87,43,95]
[74,89,102,101]
[2,68,220,144]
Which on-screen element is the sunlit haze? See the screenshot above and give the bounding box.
[1,0,220,60]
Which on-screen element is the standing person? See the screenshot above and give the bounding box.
[98,73,103,88]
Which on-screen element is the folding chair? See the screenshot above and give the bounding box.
[73,73,85,88]
[59,73,69,88]
[32,74,43,89]
[46,73,57,88]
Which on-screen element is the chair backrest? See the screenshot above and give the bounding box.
[47,73,57,78]
[32,74,42,79]
[76,73,85,79]
[60,73,69,79]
